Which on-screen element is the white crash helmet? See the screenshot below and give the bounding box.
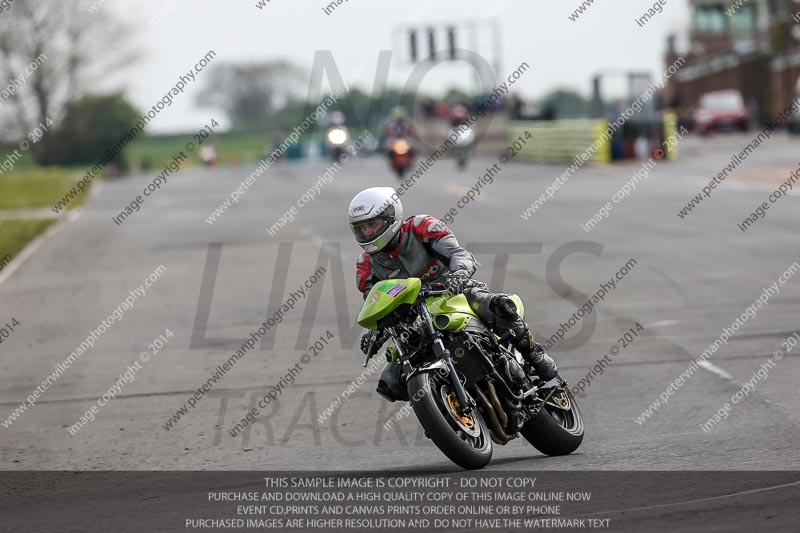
[348,187,404,253]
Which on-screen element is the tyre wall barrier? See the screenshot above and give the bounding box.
[507,119,611,165]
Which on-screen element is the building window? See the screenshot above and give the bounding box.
[696,3,727,33]
[732,5,756,32]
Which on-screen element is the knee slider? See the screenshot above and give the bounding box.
[491,295,519,321]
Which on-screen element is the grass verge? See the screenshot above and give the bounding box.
[127,132,272,169]
[0,219,58,272]
[0,168,91,210]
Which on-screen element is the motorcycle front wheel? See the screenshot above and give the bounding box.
[408,371,492,470]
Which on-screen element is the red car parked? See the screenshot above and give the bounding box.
[693,90,749,134]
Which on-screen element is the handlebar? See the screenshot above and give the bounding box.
[419,289,450,298]
[419,284,449,298]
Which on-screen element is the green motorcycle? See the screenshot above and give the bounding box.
[357,278,584,470]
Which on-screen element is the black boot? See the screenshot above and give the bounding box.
[491,296,558,382]
[511,326,558,382]
[526,340,558,382]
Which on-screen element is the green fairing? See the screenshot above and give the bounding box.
[426,293,475,316]
[426,294,476,332]
[357,277,525,331]
[427,293,524,332]
[357,279,421,329]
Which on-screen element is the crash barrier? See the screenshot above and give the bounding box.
[663,112,678,160]
[508,113,679,165]
[507,119,611,165]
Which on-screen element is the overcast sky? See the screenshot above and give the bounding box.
[111,0,691,132]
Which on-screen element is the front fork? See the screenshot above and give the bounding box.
[418,304,476,413]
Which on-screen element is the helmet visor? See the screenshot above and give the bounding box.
[351,216,391,244]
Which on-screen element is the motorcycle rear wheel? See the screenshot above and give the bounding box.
[520,387,584,456]
[408,371,492,470]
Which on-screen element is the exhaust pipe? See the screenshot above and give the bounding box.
[472,385,514,444]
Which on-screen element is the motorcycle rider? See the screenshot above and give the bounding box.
[448,103,473,168]
[349,186,558,401]
[329,110,347,130]
[449,103,469,128]
[381,106,416,155]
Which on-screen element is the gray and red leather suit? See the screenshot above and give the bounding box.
[356,214,499,325]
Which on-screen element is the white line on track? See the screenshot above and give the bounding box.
[643,319,681,328]
[697,359,734,380]
[696,354,798,424]
[587,478,800,516]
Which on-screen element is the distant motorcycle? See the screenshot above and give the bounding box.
[388,137,413,178]
[453,126,474,170]
[326,126,349,160]
[199,145,218,167]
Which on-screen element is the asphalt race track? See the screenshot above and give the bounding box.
[2,133,800,531]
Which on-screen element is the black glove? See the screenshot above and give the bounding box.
[360,330,387,356]
[444,270,470,294]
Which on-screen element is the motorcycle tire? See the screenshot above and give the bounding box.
[408,371,492,470]
[520,387,584,456]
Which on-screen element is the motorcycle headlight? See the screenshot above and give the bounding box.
[327,128,347,145]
